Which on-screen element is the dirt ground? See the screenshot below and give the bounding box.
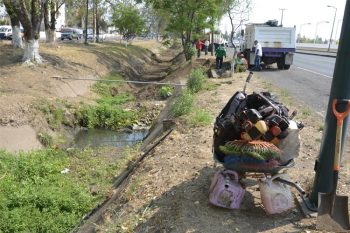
[1,39,349,232]
[92,62,350,232]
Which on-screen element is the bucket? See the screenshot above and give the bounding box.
[209,169,245,209]
[259,174,293,214]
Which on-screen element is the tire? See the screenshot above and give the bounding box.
[284,65,291,70]
[277,58,284,70]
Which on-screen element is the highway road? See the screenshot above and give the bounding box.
[254,53,336,117]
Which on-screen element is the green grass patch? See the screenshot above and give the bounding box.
[92,73,124,97]
[186,108,212,127]
[76,103,138,130]
[96,93,135,106]
[204,82,221,91]
[0,146,140,233]
[171,90,194,117]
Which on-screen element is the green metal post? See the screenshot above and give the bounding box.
[309,0,350,206]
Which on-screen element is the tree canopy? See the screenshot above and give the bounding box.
[147,0,224,44]
[112,4,145,42]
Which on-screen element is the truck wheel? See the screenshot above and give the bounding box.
[277,58,284,70]
[284,65,291,70]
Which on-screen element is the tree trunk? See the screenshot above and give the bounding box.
[45,29,56,44]
[23,40,43,64]
[95,0,99,43]
[11,25,23,49]
[48,1,57,44]
[4,1,23,48]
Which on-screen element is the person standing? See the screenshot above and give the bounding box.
[204,39,209,55]
[253,40,262,71]
[196,39,204,58]
[215,43,227,69]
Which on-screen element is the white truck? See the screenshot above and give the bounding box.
[242,23,296,70]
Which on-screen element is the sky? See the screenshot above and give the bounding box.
[221,0,346,41]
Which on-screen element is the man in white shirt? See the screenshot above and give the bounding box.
[254,40,262,71]
[204,39,209,55]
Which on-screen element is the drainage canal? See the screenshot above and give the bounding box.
[72,128,149,148]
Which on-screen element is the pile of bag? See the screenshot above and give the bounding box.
[213,91,303,171]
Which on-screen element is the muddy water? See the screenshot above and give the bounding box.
[72,128,149,148]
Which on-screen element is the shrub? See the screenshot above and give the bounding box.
[187,68,207,93]
[183,43,196,60]
[77,103,137,130]
[159,85,174,99]
[171,90,194,117]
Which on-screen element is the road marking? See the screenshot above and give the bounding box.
[295,66,333,79]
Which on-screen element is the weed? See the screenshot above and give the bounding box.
[301,106,312,117]
[262,81,272,92]
[279,88,290,98]
[0,145,142,232]
[37,132,53,147]
[77,103,137,130]
[92,73,124,97]
[96,93,135,106]
[171,90,194,117]
[187,109,212,127]
[204,82,221,91]
[159,85,174,99]
[187,68,207,93]
[318,124,324,131]
[125,177,141,201]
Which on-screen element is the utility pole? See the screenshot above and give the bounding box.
[84,0,89,45]
[309,0,350,207]
[327,5,337,52]
[279,8,287,27]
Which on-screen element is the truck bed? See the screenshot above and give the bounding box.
[245,25,296,50]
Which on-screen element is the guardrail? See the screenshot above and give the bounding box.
[296,43,338,53]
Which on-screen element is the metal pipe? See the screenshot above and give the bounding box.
[51,76,186,86]
[309,0,350,206]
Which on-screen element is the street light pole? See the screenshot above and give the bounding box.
[279,8,287,26]
[334,19,343,44]
[327,5,337,52]
[298,23,311,43]
[314,21,329,44]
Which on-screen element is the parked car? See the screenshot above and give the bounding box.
[75,29,83,39]
[83,29,106,41]
[60,28,80,40]
[0,26,12,40]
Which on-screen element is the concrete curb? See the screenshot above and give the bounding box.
[295,50,337,58]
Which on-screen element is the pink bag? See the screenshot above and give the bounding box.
[209,169,245,209]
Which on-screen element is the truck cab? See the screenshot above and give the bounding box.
[243,23,296,70]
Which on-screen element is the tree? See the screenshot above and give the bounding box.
[112,3,145,47]
[2,1,22,48]
[224,0,251,49]
[147,0,225,60]
[43,0,65,44]
[4,0,44,64]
